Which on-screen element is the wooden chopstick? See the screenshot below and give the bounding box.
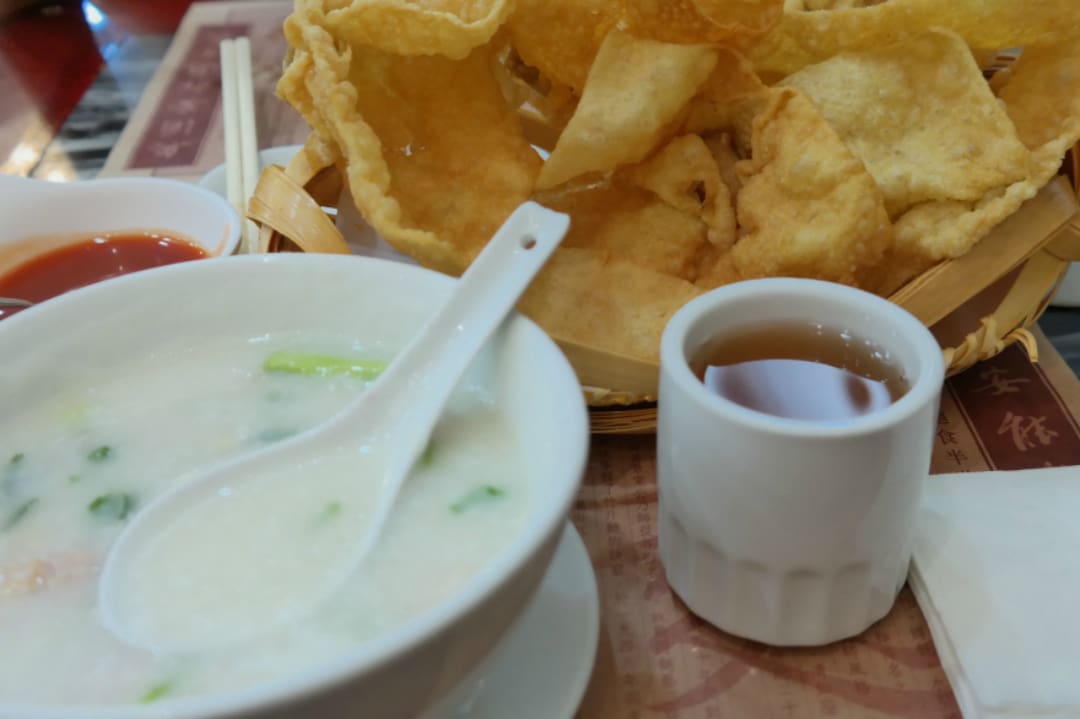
[219,37,261,254]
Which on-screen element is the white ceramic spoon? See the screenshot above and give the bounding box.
[0,298,32,309]
[98,201,570,653]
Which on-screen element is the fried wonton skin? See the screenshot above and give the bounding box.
[505,0,782,95]
[621,0,783,45]
[279,7,541,275]
[276,0,1080,378]
[873,32,1080,293]
[728,88,892,288]
[316,0,514,59]
[750,0,1080,77]
[780,29,1031,219]
[684,50,892,289]
[536,31,719,190]
[503,0,620,94]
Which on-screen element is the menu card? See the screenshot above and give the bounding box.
[100,0,302,183]
[103,4,1080,716]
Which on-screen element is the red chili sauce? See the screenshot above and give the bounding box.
[0,233,208,320]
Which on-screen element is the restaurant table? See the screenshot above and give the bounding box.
[4,3,1080,717]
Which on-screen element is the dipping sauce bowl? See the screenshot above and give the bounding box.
[0,174,240,319]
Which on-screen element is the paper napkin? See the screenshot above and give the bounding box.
[910,466,1080,719]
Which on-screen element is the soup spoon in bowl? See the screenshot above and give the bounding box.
[0,297,32,308]
[98,201,570,653]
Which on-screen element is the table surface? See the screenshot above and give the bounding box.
[4,3,1080,717]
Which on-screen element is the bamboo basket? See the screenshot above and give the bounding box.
[247,147,1080,435]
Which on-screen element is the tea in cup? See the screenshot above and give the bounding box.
[657,278,945,646]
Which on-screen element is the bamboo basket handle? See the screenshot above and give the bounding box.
[889,177,1080,327]
[248,140,350,255]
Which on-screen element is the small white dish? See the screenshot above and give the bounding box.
[431,523,599,719]
[198,145,303,197]
[0,174,240,267]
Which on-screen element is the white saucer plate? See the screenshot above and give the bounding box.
[430,523,600,719]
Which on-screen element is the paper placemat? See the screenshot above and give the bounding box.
[100,0,300,183]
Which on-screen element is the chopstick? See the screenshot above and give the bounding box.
[220,37,261,254]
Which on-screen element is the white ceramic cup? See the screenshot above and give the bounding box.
[657,278,945,646]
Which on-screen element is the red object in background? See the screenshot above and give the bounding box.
[0,0,102,134]
[91,0,194,35]
[0,0,198,172]
[0,233,208,320]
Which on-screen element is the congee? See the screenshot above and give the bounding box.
[0,333,527,708]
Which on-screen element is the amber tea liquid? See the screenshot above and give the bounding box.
[689,321,909,422]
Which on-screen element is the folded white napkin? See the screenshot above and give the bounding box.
[910,467,1080,719]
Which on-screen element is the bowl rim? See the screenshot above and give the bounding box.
[0,253,589,719]
[0,174,241,259]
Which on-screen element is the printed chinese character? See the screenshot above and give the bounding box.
[975,366,1030,396]
[937,428,958,445]
[997,411,1059,451]
[159,118,196,138]
[147,141,183,160]
[167,98,202,116]
[946,448,968,466]
[176,77,214,95]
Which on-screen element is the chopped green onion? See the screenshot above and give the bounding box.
[262,351,387,379]
[88,493,136,522]
[256,427,298,444]
[86,446,112,462]
[321,501,343,520]
[1,455,24,497]
[418,441,436,467]
[2,498,37,531]
[68,474,80,484]
[139,681,172,703]
[450,485,505,514]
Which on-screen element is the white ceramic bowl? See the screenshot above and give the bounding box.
[198,145,303,198]
[0,174,240,275]
[0,254,589,719]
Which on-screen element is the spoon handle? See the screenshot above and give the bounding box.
[348,201,568,553]
[364,200,568,445]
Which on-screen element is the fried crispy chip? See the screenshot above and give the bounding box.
[730,88,892,288]
[751,0,1080,77]
[780,29,1031,218]
[277,0,1080,394]
[536,31,718,190]
[503,0,619,94]
[684,47,769,154]
[875,32,1080,292]
[533,178,713,284]
[996,36,1080,185]
[621,0,783,44]
[316,0,514,60]
[519,248,703,363]
[505,0,781,95]
[624,134,737,251]
[279,10,540,274]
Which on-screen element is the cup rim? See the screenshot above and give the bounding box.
[660,278,945,438]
